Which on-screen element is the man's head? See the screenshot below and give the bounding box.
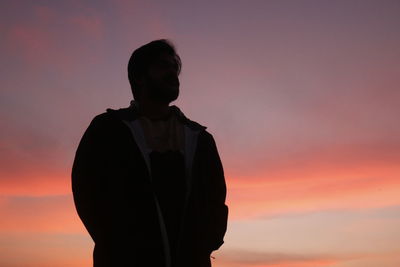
[128,39,182,104]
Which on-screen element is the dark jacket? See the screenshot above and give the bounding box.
[71,103,228,267]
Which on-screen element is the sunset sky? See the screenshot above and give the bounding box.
[1,0,400,266]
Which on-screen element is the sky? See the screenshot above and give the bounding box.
[1,0,400,266]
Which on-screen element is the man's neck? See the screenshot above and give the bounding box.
[137,99,171,120]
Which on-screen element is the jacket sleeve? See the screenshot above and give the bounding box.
[202,132,229,252]
[71,115,115,243]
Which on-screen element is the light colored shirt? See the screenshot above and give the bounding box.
[138,112,185,153]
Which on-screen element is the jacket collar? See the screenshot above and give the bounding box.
[106,100,206,131]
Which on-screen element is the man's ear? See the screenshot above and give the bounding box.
[136,70,150,87]
[135,76,144,87]
[134,76,146,100]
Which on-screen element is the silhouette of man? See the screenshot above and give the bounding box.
[72,39,228,267]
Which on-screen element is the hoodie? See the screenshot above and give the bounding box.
[71,102,228,267]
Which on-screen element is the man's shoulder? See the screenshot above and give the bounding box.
[170,105,207,132]
[86,108,133,135]
[89,112,117,128]
[90,107,135,125]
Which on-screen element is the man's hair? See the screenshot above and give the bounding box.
[127,39,182,100]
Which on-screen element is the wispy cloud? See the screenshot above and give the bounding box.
[214,249,351,267]
[227,143,400,219]
[0,195,83,233]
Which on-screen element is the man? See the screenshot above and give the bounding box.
[71,39,228,267]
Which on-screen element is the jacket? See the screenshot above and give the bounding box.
[71,102,228,267]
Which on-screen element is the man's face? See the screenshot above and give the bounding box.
[142,53,180,104]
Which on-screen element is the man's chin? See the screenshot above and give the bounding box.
[164,94,179,104]
[148,86,179,104]
[162,87,179,104]
[152,93,179,105]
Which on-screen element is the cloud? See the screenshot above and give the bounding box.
[0,232,91,267]
[2,3,105,73]
[227,142,400,219]
[0,115,71,197]
[0,195,84,234]
[213,249,350,267]
[214,249,400,267]
[69,14,103,40]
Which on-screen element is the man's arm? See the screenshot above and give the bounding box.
[202,132,229,252]
[71,115,114,243]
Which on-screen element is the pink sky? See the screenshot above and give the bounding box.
[1,1,400,266]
